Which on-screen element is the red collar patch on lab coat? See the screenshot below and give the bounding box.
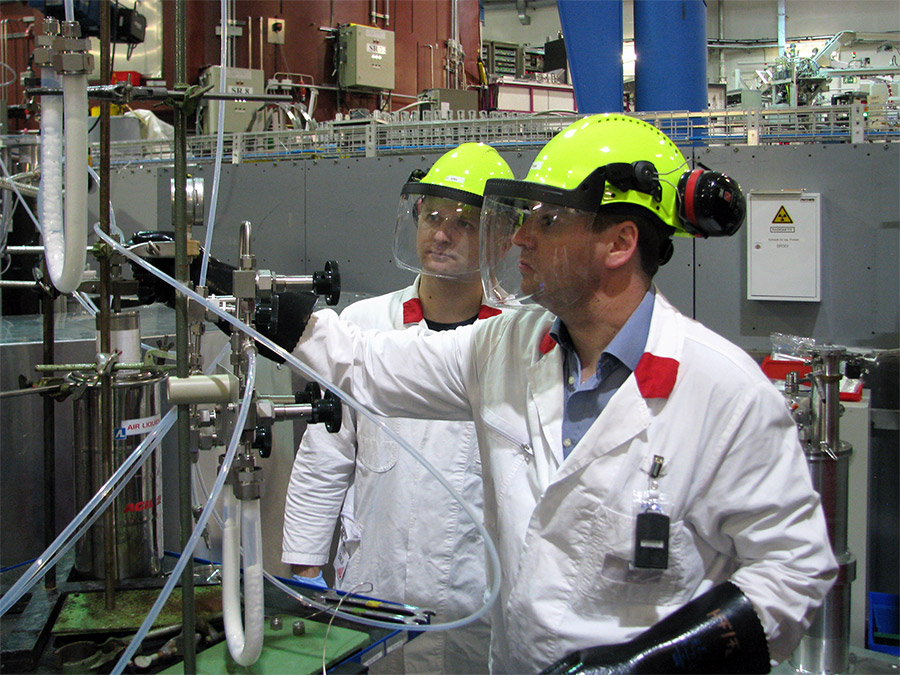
[403,298,501,325]
[634,353,679,399]
[538,331,557,355]
[478,305,502,319]
[403,298,425,324]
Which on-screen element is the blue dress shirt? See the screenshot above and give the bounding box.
[550,289,655,459]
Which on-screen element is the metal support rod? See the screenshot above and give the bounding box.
[41,275,56,590]
[174,0,196,670]
[98,0,117,612]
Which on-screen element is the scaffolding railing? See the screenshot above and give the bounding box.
[94,104,899,168]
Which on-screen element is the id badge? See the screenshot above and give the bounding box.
[633,482,670,570]
[634,510,670,569]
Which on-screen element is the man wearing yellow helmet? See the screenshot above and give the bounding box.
[290,115,836,673]
[282,143,513,674]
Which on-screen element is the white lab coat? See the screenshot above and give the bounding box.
[283,281,493,674]
[293,290,837,674]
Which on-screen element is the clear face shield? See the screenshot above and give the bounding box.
[393,193,482,280]
[480,195,600,311]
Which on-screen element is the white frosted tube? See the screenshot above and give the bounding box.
[222,493,265,666]
[48,72,89,294]
[39,68,63,248]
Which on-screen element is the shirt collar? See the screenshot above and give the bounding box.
[549,288,655,373]
[402,297,501,325]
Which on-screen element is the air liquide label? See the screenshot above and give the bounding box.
[115,414,162,439]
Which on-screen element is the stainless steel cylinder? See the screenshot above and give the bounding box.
[791,554,857,675]
[73,372,167,580]
[807,441,852,556]
[792,438,854,674]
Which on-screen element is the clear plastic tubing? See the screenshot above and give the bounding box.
[197,0,230,287]
[0,408,175,617]
[86,165,123,240]
[0,341,230,618]
[97,224,503,633]
[111,349,257,674]
[222,492,264,665]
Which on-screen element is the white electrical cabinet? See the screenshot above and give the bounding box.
[747,191,821,301]
[199,66,265,134]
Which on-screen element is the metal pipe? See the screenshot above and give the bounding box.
[42,271,56,590]
[98,0,117,612]
[777,0,786,57]
[424,44,435,90]
[0,280,39,288]
[258,17,264,78]
[247,15,252,69]
[174,0,196,670]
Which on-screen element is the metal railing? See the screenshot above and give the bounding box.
[94,104,899,168]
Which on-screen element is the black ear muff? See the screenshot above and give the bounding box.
[677,169,746,237]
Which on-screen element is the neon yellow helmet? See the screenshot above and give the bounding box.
[483,114,745,237]
[408,142,515,206]
[478,114,745,309]
[394,143,513,279]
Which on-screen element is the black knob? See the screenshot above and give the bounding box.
[313,390,342,433]
[295,381,321,404]
[313,260,341,306]
[253,426,272,458]
[254,295,280,334]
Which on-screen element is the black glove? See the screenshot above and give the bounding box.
[251,290,318,363]
[127,231,235,306]
[540,582,770,675]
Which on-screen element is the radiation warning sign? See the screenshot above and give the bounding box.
[772,206,793,224]
[747,192,820,301]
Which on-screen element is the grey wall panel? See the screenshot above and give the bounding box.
[695,143,899,352]
[159,162,307,273]
[86,165,161,241]
[305,156,422,296]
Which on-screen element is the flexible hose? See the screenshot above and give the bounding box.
[222,492,264,665]
[98,225,502,633]
[111,350,258,674]
[197,0,229,287]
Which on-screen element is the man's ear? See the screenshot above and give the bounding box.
[604,220,640,270]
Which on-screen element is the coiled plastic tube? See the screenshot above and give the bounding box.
[197,0,229,287]
[97,225,503,633]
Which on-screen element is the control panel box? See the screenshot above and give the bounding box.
[199,66,265,134]
[338,24,395,91]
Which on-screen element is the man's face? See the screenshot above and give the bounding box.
[509,202,599,310]
[415,196,481,278]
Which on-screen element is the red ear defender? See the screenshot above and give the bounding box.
[677,169,746,237]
